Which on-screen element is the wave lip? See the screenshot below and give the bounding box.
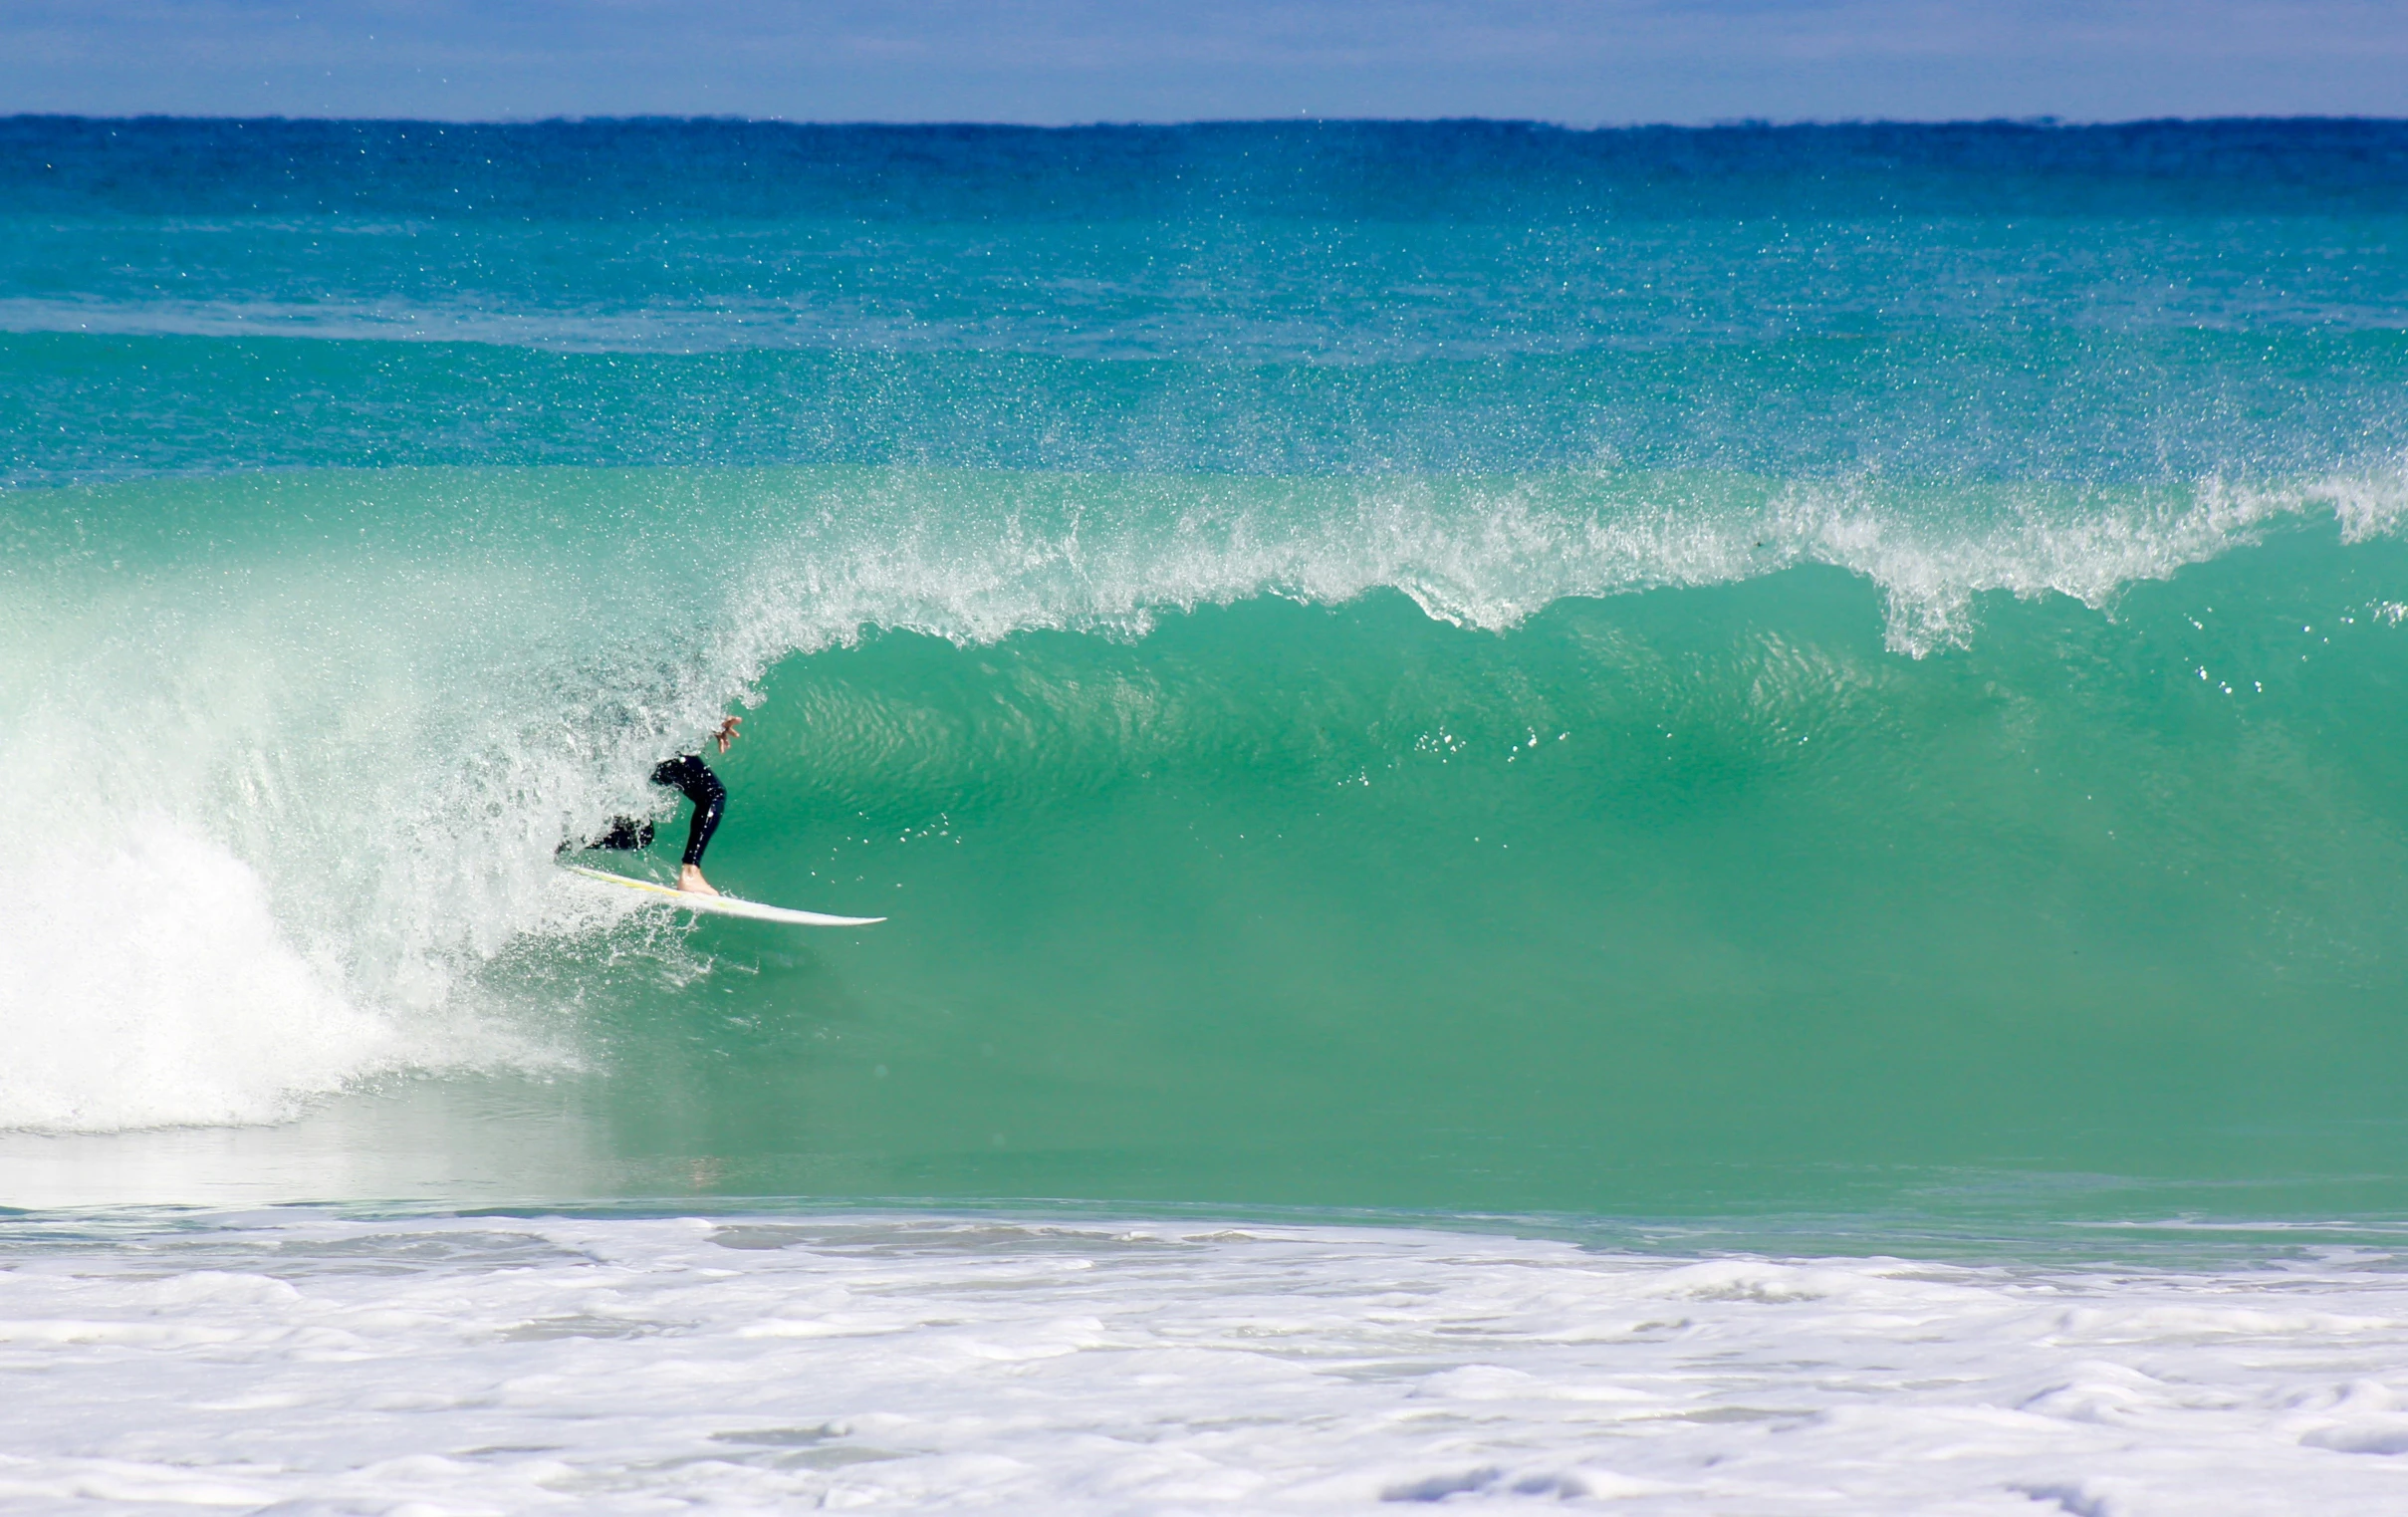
[719,465,2408,657]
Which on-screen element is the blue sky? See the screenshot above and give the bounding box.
[3,1,2403,124]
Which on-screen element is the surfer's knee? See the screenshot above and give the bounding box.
[651,754,724,809]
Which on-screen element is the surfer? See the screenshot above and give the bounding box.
[579,715,742,895]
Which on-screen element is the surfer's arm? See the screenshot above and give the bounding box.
[712,715,742,753]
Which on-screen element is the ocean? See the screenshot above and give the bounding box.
[4,116,2408,1512]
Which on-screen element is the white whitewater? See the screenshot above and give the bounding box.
[1,1210,2405,1515]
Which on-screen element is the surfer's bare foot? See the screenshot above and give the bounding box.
[678,865,720,895]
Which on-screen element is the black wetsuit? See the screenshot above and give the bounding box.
[591,755,726,867]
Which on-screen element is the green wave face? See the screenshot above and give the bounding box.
[582,525,2408,1215]
[8,120,2408,1221]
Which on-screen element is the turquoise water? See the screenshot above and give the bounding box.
[5,119,2408,1224]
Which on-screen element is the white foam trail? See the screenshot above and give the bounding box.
[4,1210,2407,1513]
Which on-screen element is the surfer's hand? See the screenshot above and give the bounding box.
[712,715,742,753]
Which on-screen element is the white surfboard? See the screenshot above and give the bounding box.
[564,865,886,926]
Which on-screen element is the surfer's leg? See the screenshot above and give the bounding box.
[556,815,652,856]
[649,755,727,893]
[676,765,726,867]
[591,817,655,851]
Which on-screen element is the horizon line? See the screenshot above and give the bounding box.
[11,112,2408,132]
